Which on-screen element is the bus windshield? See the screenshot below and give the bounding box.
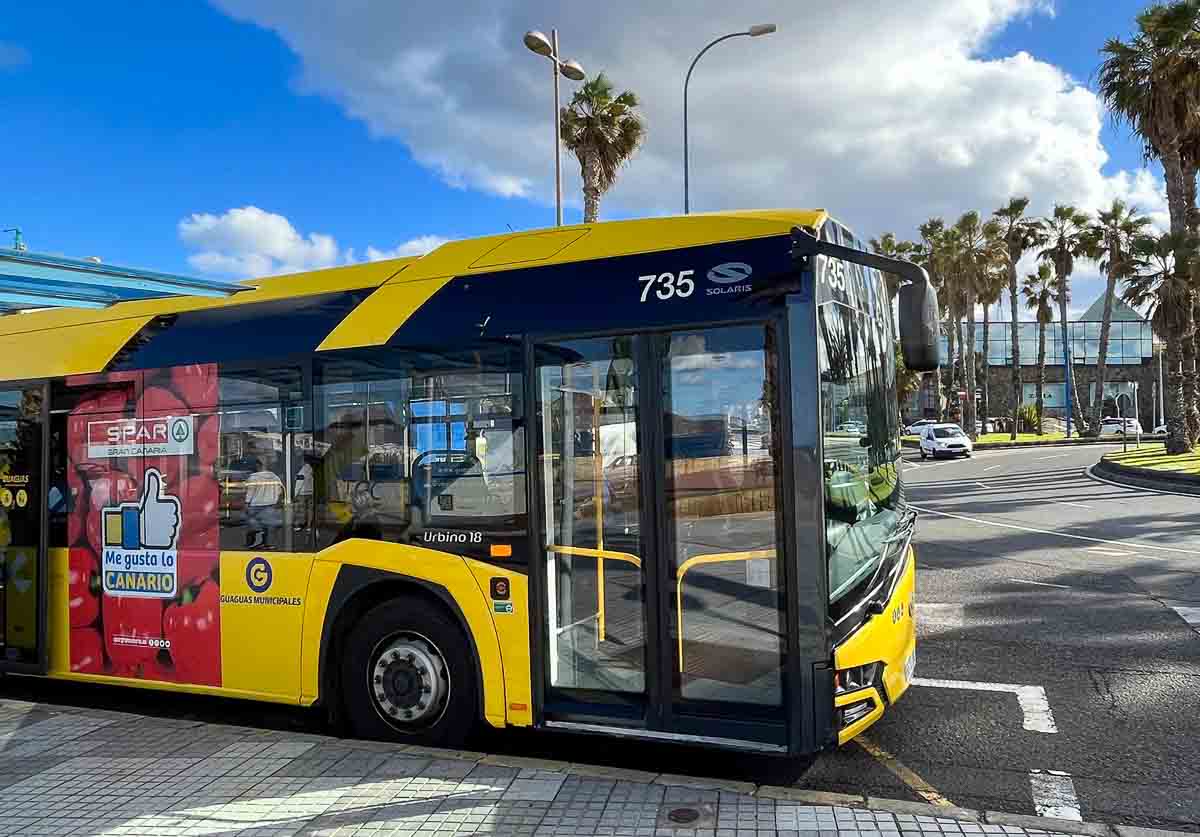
[818,298,905,606]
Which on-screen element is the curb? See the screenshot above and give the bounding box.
[15,701,1200,837]
[1090,458,1200,496]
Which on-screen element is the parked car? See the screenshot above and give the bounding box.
[906,419,937,436]
[1153,423,1167,434]
[836,421,866,434]
[919,424,973,459]
[1099,417,1143,435]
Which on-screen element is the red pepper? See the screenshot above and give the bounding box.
[70,627,104,674]
[102,595,163,674]
[68,549,100,628]
[163,578,221,686]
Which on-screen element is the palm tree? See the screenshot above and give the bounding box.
[1038,204,1092,435]
[560,73,646,224]
[869,232,918,299]
[977,260,1009,435]
[993,197,1046,440]
[1127,231,1196,444]
[1097,2,1200,451]
[1083,199,1152,434]
[953,211,1008,439]
[916,218,950,420]
[1022,264,1056,434]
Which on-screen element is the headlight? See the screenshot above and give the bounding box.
[835,662,881,694]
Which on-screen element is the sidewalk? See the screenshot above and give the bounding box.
[0,697,1184,837]
[1091,444,1200,495]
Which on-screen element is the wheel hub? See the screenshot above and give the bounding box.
[370,633,449,728]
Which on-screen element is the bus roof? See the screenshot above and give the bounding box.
[0,209,832,380]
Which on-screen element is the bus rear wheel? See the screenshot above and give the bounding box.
[341,596,476,748]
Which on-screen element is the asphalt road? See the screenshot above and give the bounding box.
[2,442,1196,829]
[801,442,1200,830]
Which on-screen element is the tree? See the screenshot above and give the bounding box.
[953,211,1008,440]
[1022,263,1056,435]
[1038,204,1092,435]
[977,259,1009,435]
[993,197,1046,440]
[1083,199,1152,434]
[1097,1,1200,451]
[915,219,950,420]
[1126,231,1196,441]
[869,232,917,299]
[560,73,646,224]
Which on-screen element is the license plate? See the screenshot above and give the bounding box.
[903,651,916,683]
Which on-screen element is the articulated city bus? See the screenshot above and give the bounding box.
[0,210,937,755]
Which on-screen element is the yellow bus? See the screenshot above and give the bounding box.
[0,210,937,755]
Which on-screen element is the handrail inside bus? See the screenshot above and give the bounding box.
[675,548,776,670]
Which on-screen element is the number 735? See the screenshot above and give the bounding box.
[638,270,695,302]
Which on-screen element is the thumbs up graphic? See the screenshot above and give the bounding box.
[139,468,181,550]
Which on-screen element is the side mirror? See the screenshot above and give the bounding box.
[899,277,941,372]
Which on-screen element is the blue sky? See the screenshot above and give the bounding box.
[0,1,1168,287]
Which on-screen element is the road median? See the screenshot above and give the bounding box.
[1091,444,1200,495]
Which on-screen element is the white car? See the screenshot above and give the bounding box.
[906,419,937,436]
[1153,423,1167,434]
[1099,417,1143,435]
[837,421,866,434]
[919,424,973,459]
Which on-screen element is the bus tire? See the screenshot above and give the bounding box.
[341,596,476,748]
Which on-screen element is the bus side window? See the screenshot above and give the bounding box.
[214,366,305,552]
[311,346,528,561]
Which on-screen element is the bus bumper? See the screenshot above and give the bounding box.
[832,547,917,746]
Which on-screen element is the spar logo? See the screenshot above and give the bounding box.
[100,468,179,599]
[246,557,273,593]
[87,415,194,459]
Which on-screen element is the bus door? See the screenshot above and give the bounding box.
[532,324,792,752]
[0,382,48,673]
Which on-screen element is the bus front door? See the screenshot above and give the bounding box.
[0,383,48,674]
[532,325,791,753]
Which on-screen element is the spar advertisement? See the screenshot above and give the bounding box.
[66,364,222,686]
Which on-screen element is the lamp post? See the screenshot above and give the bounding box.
[523,30,585,227]
[683,24,777,215]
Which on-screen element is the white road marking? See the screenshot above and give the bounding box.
[916,603,965,627]
[975,481,990,489]
[1007,578,1070,589]
[984,465,1003,472]
[1163,601,1200,635]
[1029,769,1081,820]
[1035,453,1072,461]
[1058,501,1093,510]
[910,678,1058,733]
[910,505,1198,555]
[1085,546,1129,556]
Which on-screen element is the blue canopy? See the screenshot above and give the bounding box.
[0,247,246,313]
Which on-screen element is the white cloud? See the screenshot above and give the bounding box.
[179,206,448,277]
[365,235,449,261]
[210,0,1166,238]
[179,206,339,276]
[0,42,30,69]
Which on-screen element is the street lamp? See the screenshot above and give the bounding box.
[523,29,586,227]
[683,24,777,215]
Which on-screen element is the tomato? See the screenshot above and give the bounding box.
[169,365,218,411]
[102,595,163,673]
[70,627,105,674]
[68,549,101,628]
[84,467,138,556]
[163,578,221,686]
[181,475,219,550]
